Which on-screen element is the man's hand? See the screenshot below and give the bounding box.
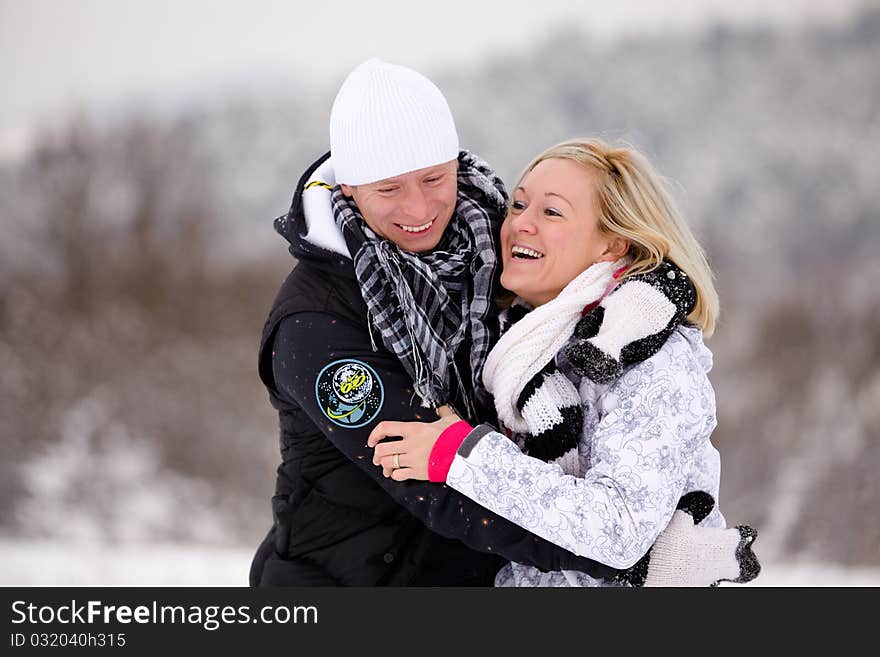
[367,410,462,481]
[435,405,456,418]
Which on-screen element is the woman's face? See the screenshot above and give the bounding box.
[500,158,624,307]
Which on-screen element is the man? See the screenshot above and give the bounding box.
[249,59,754,586]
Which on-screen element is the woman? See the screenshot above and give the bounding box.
[368,138,759,586]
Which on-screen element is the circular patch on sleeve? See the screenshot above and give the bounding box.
[315,359,385,428]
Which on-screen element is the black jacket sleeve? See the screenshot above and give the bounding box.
[271,310,620,579]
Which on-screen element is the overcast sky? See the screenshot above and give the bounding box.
[0,0,867,154]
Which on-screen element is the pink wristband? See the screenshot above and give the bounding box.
[428,421,473,482]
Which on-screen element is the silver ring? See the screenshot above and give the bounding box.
[392,453,401,470]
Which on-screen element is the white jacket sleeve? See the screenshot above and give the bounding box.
[446,335,717,569]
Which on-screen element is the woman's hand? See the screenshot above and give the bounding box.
[367,408,462,481]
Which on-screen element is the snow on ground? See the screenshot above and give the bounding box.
[0,540,251,586]
[1,540,878,587]
[734,562,880,587]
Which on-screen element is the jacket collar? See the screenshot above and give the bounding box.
[274,151,356,278]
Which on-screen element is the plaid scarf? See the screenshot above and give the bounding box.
[331,151,507,420]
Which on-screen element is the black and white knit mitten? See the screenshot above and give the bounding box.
[617,492,761,587]
[565,261,697,384]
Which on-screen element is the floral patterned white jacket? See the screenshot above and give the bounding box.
[446,325,726,587]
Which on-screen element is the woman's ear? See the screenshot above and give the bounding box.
[601,236,630,261]
[340,183,354,197]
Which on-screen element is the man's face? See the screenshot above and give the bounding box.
[340,159,458,253]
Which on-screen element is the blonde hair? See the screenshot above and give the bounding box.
[514,138,719,336]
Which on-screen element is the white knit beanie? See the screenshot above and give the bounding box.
[329,58,459,185]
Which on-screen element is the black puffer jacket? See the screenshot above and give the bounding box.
[249,152,620,586]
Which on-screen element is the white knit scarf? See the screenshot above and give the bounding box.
[483,259,625,444]
[482,256,694,475]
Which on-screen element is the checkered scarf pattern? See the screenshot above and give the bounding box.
[331,151,507,419]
